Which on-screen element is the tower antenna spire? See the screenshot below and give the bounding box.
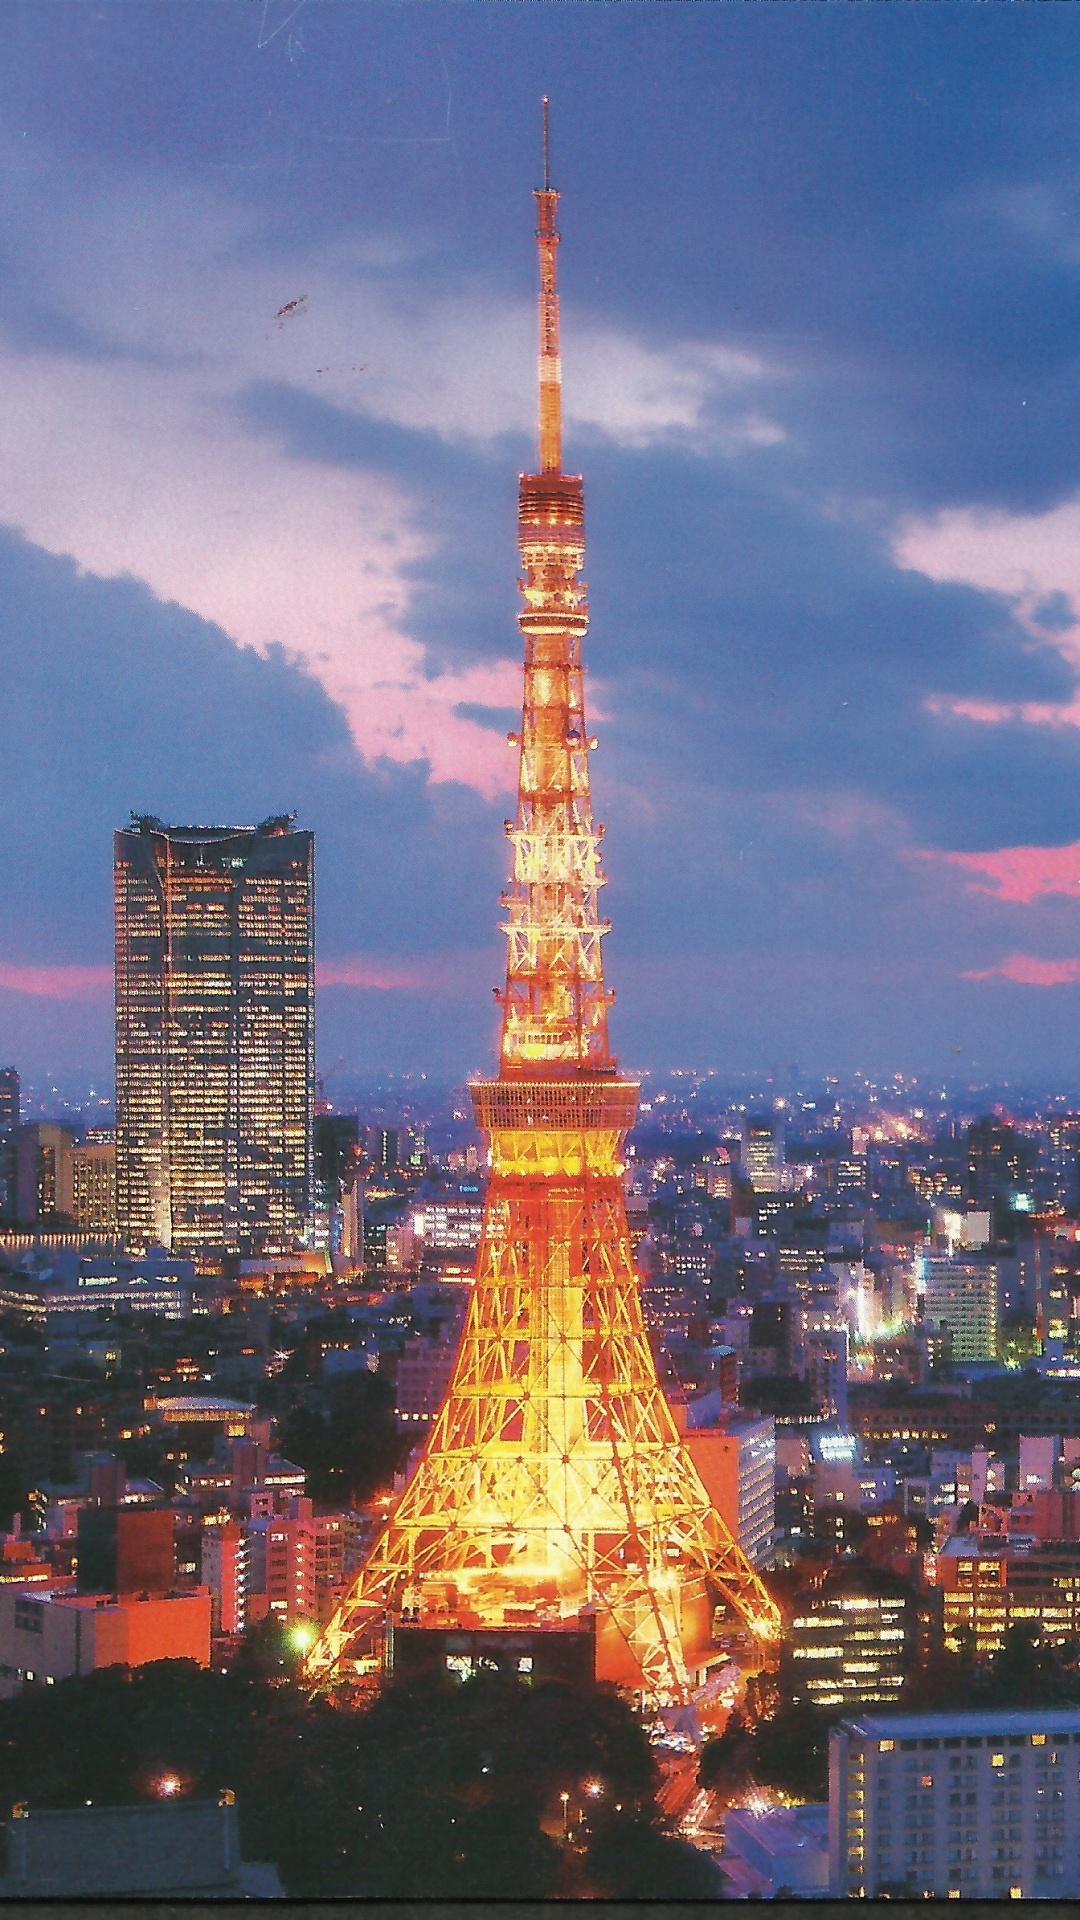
[534,99,562,474]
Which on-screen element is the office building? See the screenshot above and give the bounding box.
[1049,1115,1080,1213]
[804,1327,850,1425]
[71,1141,117,1234]
[744,1113,784,1192]
[45,1253,195,1319]
[0,1069,18,1224]
[829,1707,1080,1898]
[367,1127,400,1173]
[785,1564,921,1712]
[14,1124,75,1226]
[413,1198,486,1253]
[967,1118,1034,1226]
[934,1538,1080,1655]
[115,816,315,1260]
[923,1258,998,1363]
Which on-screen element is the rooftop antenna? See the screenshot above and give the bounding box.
[543,94,551,191]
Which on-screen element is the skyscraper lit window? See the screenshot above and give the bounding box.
[115,816,315,1261]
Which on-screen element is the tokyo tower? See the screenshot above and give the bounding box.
[307,109,781,1705]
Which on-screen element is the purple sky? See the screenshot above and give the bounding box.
[4,4,1080,1090]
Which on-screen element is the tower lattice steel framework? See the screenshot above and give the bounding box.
[307,112,781,1704]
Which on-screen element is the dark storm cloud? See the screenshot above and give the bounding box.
[0,525,504,1078]
[233,375,1080,853]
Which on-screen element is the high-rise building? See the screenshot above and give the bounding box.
[744,1113,784,1192]
[115,816,315,1260]
[829,1707,1080,1898]
[967,1117,1034,1225]
[804,1327,850,1425]
[0,1070,18,1227]
[307,122,780,1706]
[367,1127,400,1173]
[246,1501,316,1626]
[681,1407,776,1566]
[14,1123,75,1225]
[923,1258,999,1363]
[71,1141,117,1234]
[1049,1115,1080,1213]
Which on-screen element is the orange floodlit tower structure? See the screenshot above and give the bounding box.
[307,109,780,1705]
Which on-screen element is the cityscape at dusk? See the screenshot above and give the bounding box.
[8,1,1080,1903]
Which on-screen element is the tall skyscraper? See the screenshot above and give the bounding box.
[0,1069,19,1225]
[0,1068,19,1132]
[1049,1113,1080,1212]
[115,816,315,1260]
[308,116,779,1706]
[744,1112,784,1191]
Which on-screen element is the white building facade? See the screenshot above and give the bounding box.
[830,1708,1080,1899]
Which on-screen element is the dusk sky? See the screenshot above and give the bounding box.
[6,3,1080,1090]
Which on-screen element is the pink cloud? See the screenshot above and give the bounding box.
[316,958,425,991]
[0,963,113,1000]
[924,692,1080,731]
[917,841,1080,904]
[317,950,496,999]
[963,953,1080,987]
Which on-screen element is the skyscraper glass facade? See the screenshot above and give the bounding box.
[115,817,314,1260]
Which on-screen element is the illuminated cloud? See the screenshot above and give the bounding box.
[0,963,112,1000]
[896,501,1080,730]
[318,951,491,999]
[0,129,779,800]
[918,840,1080,904]
[316,957,425,991]
[963,954,1080,987]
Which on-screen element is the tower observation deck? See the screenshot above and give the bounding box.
[306,110,780,1705]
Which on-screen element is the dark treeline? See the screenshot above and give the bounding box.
[0,1630,719,1898]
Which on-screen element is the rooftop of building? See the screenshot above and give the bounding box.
[144,1394,256,1418]
[121,814,298,841]
[843,1707,1080,1738]
[0,1798,281,1899]
[7,1587,205,1611]
[725,1803,829,1861]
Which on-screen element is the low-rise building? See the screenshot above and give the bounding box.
[829,1707,1080,1898]
[722,1804,829,1898]
[0,1586,211,1692]
[933,1536,1080,1654]
[0,1798,282,1898]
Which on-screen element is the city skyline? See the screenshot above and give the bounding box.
[6,9,1080,1087]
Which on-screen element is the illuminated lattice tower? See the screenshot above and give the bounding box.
[307,119,781,1705]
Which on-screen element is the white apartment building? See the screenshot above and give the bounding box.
[830,1708,1080,1899]
[923,1259,998,1364]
